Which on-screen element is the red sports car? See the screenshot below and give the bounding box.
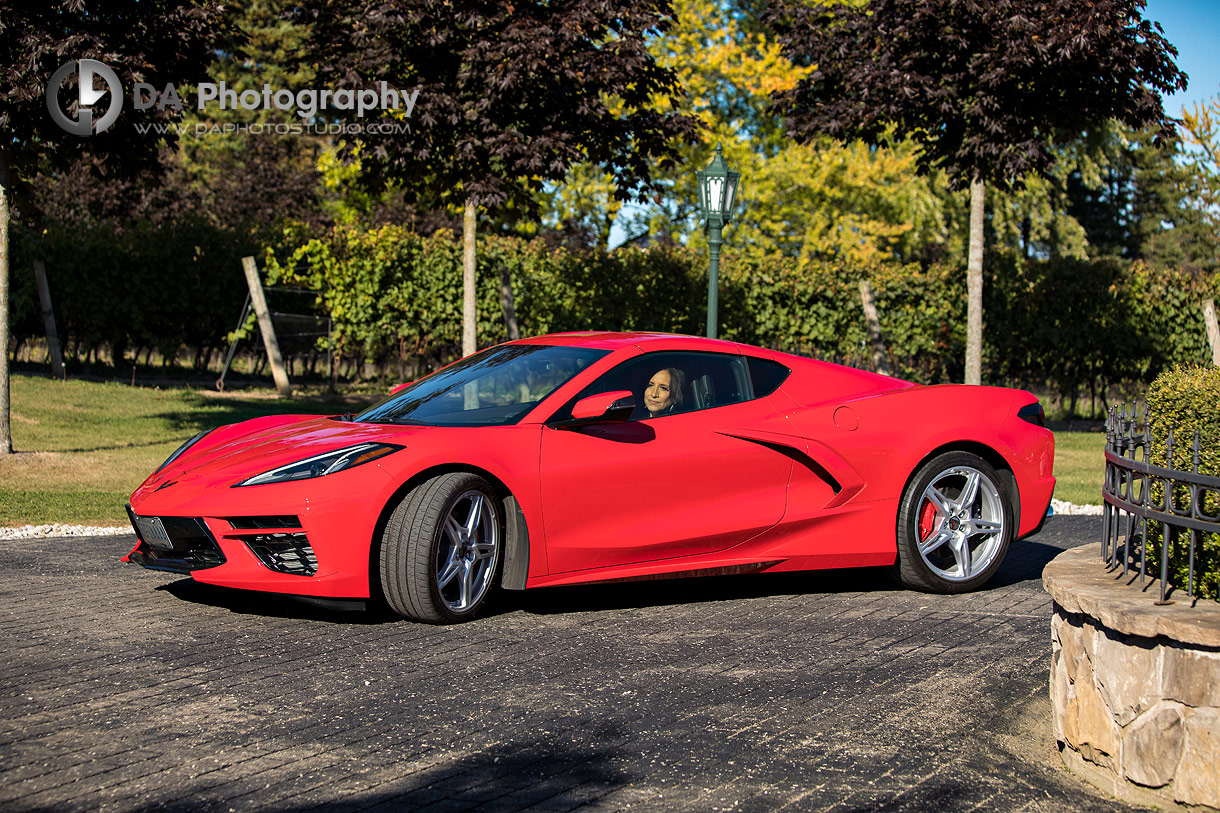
[126,332,1055,623]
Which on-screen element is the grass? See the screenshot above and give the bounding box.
[1,373,1109,527]
[1051,429,1107,506]
[1,374,377,527]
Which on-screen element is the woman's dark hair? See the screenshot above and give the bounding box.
[663,367,686,411]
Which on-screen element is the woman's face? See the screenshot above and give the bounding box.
[644,369,674,416]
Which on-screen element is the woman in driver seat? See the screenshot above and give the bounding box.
[643,367,687,418]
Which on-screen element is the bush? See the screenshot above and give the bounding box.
[1146,365,1220,601]
[8,216,1212,409]
[9,217,253,369]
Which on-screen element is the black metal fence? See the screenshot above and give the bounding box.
[1102,404,1220,604]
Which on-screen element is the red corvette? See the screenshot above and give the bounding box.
[126,332,1055,623]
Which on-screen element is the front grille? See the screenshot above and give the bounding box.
[126,507,226,573]
[243,532,318,576]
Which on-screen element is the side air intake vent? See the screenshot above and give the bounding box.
[243,532,318,576]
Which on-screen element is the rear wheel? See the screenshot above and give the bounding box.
[380,473,502,623]
[893,451,1013,593]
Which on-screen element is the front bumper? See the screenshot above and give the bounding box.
[125,467,399,598]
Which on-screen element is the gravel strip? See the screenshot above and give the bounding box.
[1051,498,1103,516]
[0,523,131,540]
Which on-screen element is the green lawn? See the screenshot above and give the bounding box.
[1051,430,1107,506]
[1,375,376,526]
[0,373,1109,526]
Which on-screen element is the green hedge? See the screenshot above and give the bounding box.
[262,223,1210,395]
[7,218,1213,405]
[9,218,252,368]
[263,225,707,376]
[1146,366,1220,601]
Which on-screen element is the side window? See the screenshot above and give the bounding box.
[747,356,791,397]
[548,351,753,423]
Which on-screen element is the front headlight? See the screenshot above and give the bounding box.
[157,429,214,473]
[233,443,403,487]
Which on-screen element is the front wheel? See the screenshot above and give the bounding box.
[380,473,503,623]
[893,452,1013,593]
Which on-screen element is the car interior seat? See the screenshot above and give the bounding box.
[692,375,712,410]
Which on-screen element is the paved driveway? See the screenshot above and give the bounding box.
[1,517,1140,811]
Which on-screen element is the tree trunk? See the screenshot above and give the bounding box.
[462,197,477,357]
[462,197,478,411]
[500,262,520,341]
[965,177,985,386]
[0,149,13,455]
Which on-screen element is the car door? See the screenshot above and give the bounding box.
[538,350,792,575]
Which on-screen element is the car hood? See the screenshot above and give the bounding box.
[135,415,423,495]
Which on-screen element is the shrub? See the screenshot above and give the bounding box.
[1146,365,1220,601]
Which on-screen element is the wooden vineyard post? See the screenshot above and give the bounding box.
[858,279,891,376]
[32,260,64,378]
[240,256,292,397]
[1203,298,1220,366]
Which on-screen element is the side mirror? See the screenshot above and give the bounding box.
[561,390,636,428]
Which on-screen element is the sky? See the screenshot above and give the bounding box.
[1142,0,1220,116]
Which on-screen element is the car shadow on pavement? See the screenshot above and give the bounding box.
[509,567,899,616]
[152,523,1084,623]
[985,538,1082,588]
[157,579,398,624]
[511,535,1078,617]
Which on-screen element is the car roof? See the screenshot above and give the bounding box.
[504,331,756,354]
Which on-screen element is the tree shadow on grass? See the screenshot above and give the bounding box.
[153,389,379,437]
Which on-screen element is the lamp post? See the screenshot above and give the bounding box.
[696,144,740,339]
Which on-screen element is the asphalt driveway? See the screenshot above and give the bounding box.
[0,516,1142,811]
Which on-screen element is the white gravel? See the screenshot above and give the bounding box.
[0,523,131,540]
[1051,498,1104,516]
[1,498,1104,540]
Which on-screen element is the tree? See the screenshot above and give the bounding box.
[1181,93,1220,362]
[639,0,947,266]
[768,0,1186,383]
[0,1,226,455]
[303,0,698,356]
[171,0,324,234]
[1066,123,1213,273]
[1182,94,1220,243]
[549,0,947,268]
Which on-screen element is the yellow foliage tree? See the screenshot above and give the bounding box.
[542,0,947,267]
[1182,94,1220,235]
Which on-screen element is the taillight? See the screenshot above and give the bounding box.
[1017,402,1045,427]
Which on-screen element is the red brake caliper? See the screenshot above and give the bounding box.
[918,500,937,542]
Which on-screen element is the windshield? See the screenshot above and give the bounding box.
[357,344,609,427]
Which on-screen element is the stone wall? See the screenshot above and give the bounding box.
[1044,546,1220,811]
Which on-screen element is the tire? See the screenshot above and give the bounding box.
[892,451,1013,593]
[380,472,503,623]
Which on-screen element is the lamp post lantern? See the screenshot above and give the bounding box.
[696,144,740,339]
